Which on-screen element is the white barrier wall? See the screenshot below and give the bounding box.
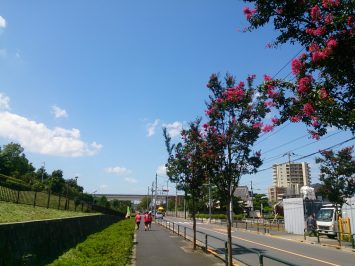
[283,198,305,235]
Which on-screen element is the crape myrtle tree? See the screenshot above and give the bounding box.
[242,0,355,138]
[204,74,269,265]
[164,119,209,250]
[316,146,355,213]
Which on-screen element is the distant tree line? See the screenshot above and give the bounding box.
[0,142,131,212]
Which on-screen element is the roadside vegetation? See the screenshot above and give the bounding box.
[0,201,97,223]
[48,218,135,266]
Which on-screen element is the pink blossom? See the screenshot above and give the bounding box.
[264,101,276,107]
[291,116,301,122]
[247,74,256,81]
[326,37,337,49]
[309,43,320,52]
[224,87,244,103]
[292,58,303,75]
[319,88,329,100]
[267,88,279,98]
[303,102,315,117]
[238,81,245,88]
[203,123,209,129]
[252,122,263,129]
[312,51,327,61]
[325,14,334,24]
[312,119,320,127]
[298,75,312,94]
[263,75,272,82]
[305,27,326,36]
[348,16,354,27]
[243,7,257,20]
[271,117,279,125]
[262,124,274,132]
[310,5,321,21]
[322,0,340,9]
[309,130,320,140]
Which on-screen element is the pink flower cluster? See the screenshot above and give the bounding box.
[262,124,274,132]
[252,121,263,129]
[223,85,245,103]
[310,5,322,21]
[303,102,315,117]
[297,75,312,94]
[291,58,304,75]
[319,88,329,100]
[322,0,340,9]
[308,37,337,62]
[305,26,326,36]
[243,7,257,20]
[291,116,301,122]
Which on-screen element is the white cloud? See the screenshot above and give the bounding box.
[52,105,68,118]
[0,16,6,28]
[125,177,138,184]
[0,111,102,157]
[162,121,183,138]
[156,164,167,176]
[105,166,132,176]
[0,93,10,110]
[147,119,160,137]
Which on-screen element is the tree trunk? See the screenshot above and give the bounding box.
[227,195,233,266]
[192,197,197,250]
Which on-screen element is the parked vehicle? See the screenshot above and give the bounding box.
[155,212,164,219]
[316,204,339,238]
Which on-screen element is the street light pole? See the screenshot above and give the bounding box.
[154,173,157,215]
[208,176,212,223]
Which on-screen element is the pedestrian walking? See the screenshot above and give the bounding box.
[306,214,316,236]
[147,211,153,230]
[144,211,149,231]
[135,212,141,230]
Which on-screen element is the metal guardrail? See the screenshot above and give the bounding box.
[157,219,299,266]
[304,228,355,248]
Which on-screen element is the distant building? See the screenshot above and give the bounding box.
[268,162,311,202]
[234,186,252,208]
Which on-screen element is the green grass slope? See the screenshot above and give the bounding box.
[49,218,135,266]
[0,201,97,223]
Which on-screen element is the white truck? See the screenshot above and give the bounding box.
[316,204,339,238]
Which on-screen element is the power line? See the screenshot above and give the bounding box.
[272,48,305,79]
[262,133,308,155]
[257,137,355,173]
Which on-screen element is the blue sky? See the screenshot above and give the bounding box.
[0,1,353,196]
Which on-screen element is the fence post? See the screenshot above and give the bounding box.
[184,227,186,240]
[47,190,51,208]
[81,202,84,211]
[173,222,175,233]
[205,234,208,253]
[352,234,354,249]
[337,232,341,247]
[224,242,228,266]
[16,190,20,204]
[33,191,37,207]
[245,221,247,230]
[259,254,264,266]
[257,222,259,232]
[178,225,180,236]
[58,194,61,209]
[317,231,320,243]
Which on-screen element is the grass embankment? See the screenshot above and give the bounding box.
[49,218,135,266]
[0,201,97,223]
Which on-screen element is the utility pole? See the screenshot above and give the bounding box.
[151,181,154,210]
[154,173,158,215]
[147,186,150,210]
[166,180,169,213]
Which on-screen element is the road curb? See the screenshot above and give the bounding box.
[128,231,137,266]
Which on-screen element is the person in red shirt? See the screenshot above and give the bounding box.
[147,211,153,230]
[135,212,141,230]
[143,211,149,231]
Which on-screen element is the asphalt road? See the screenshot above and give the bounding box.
[161,217,355,266]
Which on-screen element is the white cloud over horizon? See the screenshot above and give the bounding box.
[0,111,102,157]
[52,105,68,119]
[105,166,132,176]
[0,93,10,110]
[156,164,167,176]
[147,119,160,137]
[162,121,183,138]
[0,16,6,28]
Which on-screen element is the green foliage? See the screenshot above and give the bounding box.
[0,201,96,223]
[316,146,355,206]
[49,219,135,266]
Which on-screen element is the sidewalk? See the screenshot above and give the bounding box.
[132,221,225,266]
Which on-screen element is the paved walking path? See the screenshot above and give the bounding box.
[133,221,224,266]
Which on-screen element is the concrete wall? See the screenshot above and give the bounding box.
[0,214,122,266]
